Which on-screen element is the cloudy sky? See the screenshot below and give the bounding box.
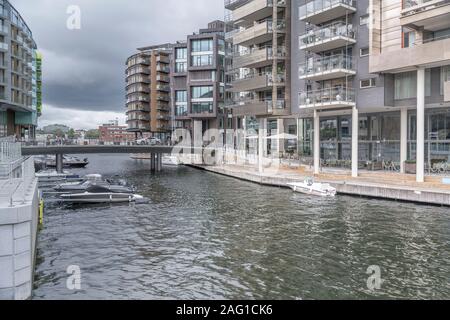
[12,0,224,129]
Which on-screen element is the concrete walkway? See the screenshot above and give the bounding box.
[190,163,450,206]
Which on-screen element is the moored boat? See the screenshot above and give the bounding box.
[287,178,337,197]
[60,185,143,203]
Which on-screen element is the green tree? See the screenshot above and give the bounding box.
[67,129,76,139]
[85,129,100,140]
[53,129,65,138]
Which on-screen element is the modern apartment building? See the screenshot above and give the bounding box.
[223,0,450,182]
[291,0,450,182]
[225,0,292,143]
[171,21,227,140]
[126,44,172,140]
[0,0,40,140]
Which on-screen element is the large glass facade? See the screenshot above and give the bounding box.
[0,111,6,137]
[408,108,450,169]
[358,113,401,166]
[319,116,352,167]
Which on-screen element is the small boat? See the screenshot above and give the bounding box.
[45,155,89,168]
[162,155,181,166]
[54,175,134,194]
[287,178,337,197]
[60,185,143,203]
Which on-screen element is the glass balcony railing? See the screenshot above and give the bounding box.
[403,0,444,9]
[299,87,355,108]
[299,0,355,19]
[299,54,354,78]
[299,21,355,48]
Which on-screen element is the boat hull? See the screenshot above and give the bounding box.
[287,183,337,197]
[60,193,143,204]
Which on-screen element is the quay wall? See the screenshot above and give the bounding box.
[0,159,39,300]
[190,165,450,206]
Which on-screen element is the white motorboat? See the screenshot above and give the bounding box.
[54,174,135,194]
[287,178,337,197]
[60,185,143,203]
[162,155,181,166]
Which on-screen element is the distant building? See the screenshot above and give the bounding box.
[99,120,134,145]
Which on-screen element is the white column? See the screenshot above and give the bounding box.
[277,118,285,156]
[416,68,425,183]
[193,120,203,164]
[258,118,265,173]
[400,107,408,174]
[314,110,320,175]
[352,106,359,178]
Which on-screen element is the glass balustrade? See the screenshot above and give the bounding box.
[299,0,355,18]
[299,21,355,48]
[299,87,355,108]
[298,54,354,78]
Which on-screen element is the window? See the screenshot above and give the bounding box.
[402,28,415,48]
[360,48,369,57]
[175,90,187,103]
[192,102,213,114]
[175,105,187,116]
[191,39,213,52]
[175,48,187,60]
[191,54,213,67]
[360,78,376,89]
[191,86,213,99]
[360,15,369,26]
[441,66,450,95]
[395,70,431,99]
[175,62,187,73]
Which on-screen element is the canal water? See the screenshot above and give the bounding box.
[33,154,449,300]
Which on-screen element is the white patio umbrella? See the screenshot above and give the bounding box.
[266,133,298,140]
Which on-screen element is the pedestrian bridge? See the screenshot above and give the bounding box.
[21,145,176,156]
[21,145,191,173]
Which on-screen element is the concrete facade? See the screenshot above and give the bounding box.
[0,156,39,300]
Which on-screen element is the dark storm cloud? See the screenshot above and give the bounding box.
[12,0,224,112]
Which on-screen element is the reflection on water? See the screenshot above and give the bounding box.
[33,154,450,300]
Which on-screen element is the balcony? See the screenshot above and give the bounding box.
[156,55,170,64]
[230,73,271,92]
[157,95,170,102]
[299,22,356,52]
[369,36,450,73]
[401,0,450,31]
[156,74,170,82]
[233,0,286,26]
[156,84,170,92]
[0,43,8,51]
[299,54,355,81]
[233,46,287,69]
[231,99,282,116]
[299,0,356,25]
[225,0,251,10]
[233,20,286,47]
[127,122,151,132]
[156,64,170,73]
[299,87,355,110]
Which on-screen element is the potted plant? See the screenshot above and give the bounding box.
[405,160,416,174]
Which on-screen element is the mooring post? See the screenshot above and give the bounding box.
[157,153,162,172]
[56,154,64,173]
[150,153,156,172]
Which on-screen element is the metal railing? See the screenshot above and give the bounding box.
[299,21,355,48]
[298,54,354,78]
[299,0,355,19]
[299,87,355,108]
